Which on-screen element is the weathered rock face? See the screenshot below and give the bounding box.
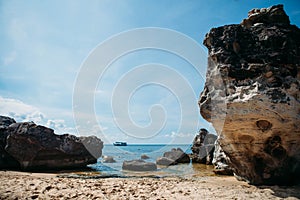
[0,116,103,171]
[212,138,234,175]
[190,129,217,164]
[199,5,300,185]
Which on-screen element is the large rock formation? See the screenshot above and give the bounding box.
[0,116,103,171]
[199,5,300,185]
[190,128,217,164]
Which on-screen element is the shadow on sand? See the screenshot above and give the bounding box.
[258,184,300,199]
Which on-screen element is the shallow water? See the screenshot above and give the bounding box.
[86,144,215,178]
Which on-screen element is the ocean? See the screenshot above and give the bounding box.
[87,144,215,178]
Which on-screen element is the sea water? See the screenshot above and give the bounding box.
[88,144,215,178]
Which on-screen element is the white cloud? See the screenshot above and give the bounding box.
[0,96,75,134]
[165,131,194,138]
[0,96,45,123]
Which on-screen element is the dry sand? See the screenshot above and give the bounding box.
[0,171,299,200]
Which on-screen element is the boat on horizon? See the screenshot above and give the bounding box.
[113,142,127,146]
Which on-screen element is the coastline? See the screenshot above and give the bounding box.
[1,170,299,199]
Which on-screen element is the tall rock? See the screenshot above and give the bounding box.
[199,5,300,185]
[191,128,217,164]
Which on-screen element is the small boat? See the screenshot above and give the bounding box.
[113,142,127,146]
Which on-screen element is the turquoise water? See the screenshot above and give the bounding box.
[88,144,215,178]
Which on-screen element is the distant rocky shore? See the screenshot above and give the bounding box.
[0,115,103,171]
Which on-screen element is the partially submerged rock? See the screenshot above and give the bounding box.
[156,157,175,166]
[199,4,300,185]
[122,160,157,171]
[102,155,116,163]
[156,148,190,166]
[141,154,150,159]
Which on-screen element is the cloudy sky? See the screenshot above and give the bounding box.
[1,0,299,144]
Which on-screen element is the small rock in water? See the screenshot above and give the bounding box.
[156,148,190,166]
[141,154,150,159]
[122,160,157,171]
[102,156,116,163]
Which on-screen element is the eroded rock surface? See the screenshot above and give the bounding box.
[199,5,300,185]
[212,138,234,175]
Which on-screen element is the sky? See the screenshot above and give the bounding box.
[1,0,300,144]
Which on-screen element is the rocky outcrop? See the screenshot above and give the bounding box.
[199,5,300,185]
[190,128,217,164]
[156,148,190,166]
[0,116,103,171]
[122,160,157,171]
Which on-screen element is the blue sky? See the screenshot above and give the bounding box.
[1,0,299,144]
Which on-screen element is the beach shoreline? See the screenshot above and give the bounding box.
[1,170,299,199]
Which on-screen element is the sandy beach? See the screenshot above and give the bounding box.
[0,171,299,200]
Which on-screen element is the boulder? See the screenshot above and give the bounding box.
[122,159,157,171]
[199,4,300,185]
[156,157,175,166]
[102,155,116,163]
[156,148,190,166]
[191,129,217,164]
[141,154,150,159]
[0,116,103,171]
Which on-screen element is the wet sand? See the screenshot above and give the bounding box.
[0,170,299,199]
